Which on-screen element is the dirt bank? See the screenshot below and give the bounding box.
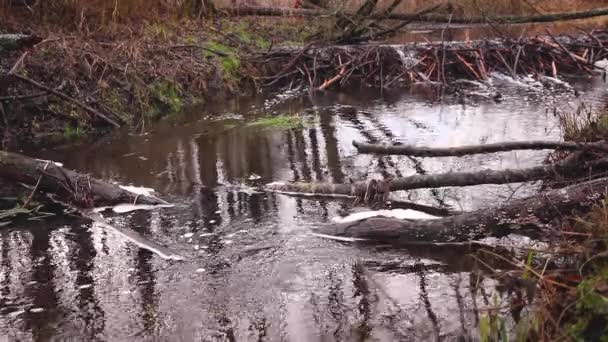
[0,13,315,148]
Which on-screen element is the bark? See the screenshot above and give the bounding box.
[223,6,608,24]
[0,151,167,207]
[265,156,608,196]
[315,176,608,242]
[353,140,608,157]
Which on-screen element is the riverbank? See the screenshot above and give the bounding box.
[0,13,315,148]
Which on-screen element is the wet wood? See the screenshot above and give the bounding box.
[353,140,608,157]
[315,176,608,242]
[0,151,167,207]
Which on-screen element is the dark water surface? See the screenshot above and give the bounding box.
[2,77,608,341]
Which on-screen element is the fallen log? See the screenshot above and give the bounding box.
[266,155,608,197]
[0,151,167,207]
[353,140,608,157]
[314,176,608,242]
[223,6,608,25]
[0,34,41,53]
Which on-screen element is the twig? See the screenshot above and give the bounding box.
[8,52,29,75]
[439,13,453,84]
[23,162,50,207]
[0,91,48,102]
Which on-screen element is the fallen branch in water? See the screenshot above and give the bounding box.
[266,154,608,197]
[0,151,167,207]
[314,176,608,242]
[353,140,608,157]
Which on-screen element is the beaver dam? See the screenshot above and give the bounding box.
[2,4,608,340]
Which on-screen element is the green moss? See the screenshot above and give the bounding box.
[247,115,302,129]
[205,41,241,79]
[148,79,183,115]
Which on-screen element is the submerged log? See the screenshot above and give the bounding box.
[315,176,608,242]
[0,151,167,207]
[266,155,608,197]
[353,140,608,157]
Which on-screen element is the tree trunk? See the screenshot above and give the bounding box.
[0,151,167,207]
[353,140,608,157]
[315,176,608,242]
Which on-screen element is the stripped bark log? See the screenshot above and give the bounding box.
[0,151,167,207]
[315,176,608,242]
[223,6,608,25]
[353,140,608,157]
[266,155,608,196]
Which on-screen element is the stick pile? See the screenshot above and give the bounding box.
[259,30,608,90]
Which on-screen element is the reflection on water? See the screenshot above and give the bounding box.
[2,77,608,340]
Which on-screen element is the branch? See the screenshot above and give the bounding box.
[265,155,608,196]
[353,140,608,157]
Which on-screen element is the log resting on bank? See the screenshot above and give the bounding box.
[353,140,608,157]
[315,176,608,242]
[224,6,608,24]
[266,156,608,196]
[0,151,167,207]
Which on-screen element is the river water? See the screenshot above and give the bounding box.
[1,76,607,341]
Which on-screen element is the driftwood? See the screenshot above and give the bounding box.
[266,155,608,197]
[0,151,166,207]
[353,140,608,157]
[224,6,608,25]
[315,176,608,242]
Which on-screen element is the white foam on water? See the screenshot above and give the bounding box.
[332,209,440,224]
[595,58,608,70]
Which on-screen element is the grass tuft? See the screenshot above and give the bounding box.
[247,114,303,129]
